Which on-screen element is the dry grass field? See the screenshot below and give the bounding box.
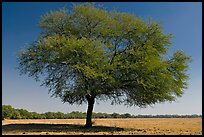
[2,118,202,135]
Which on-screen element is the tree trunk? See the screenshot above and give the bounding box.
[85,95,95,128]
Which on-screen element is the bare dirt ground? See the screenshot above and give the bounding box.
[2,118,202,135]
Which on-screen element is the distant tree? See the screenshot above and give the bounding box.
[65,113,72,119]
[39,114,46,119]
[44,112,55,119]
[16,109,30,119]
[69,111,83,118]
[94,112,106,118]
[2,105,14,119]
[29,112,41,119]
[54,112,65,119]
[11,110,22,119]
[111,112,120,118]
[121,113,132,118]
[17,3,191,127]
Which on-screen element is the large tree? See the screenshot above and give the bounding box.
[17,3,191,127]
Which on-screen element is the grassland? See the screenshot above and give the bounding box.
[2,118,202,135]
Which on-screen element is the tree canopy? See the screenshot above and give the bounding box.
[17,3,191,127]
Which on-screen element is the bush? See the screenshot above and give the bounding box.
[2,105,14,119]
[11,111,22,119]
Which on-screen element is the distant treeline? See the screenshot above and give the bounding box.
[2,105,202,120]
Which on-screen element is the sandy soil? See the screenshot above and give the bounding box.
[2,118,202,135]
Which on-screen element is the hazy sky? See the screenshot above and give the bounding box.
[2,2,202,115]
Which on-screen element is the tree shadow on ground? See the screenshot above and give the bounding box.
[2,123,125,133]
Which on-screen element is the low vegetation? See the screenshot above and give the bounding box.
[2,105,202,120]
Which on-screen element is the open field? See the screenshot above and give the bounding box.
[2,118,202,135]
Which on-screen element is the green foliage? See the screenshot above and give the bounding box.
[121,113,132,118]
[2,105,201,119]
[16,108,30,119]
[111,112,121,118]
[11,110,22,119]
[2,105,14,119]
[17,3,191,109]
[44,112,56,119]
